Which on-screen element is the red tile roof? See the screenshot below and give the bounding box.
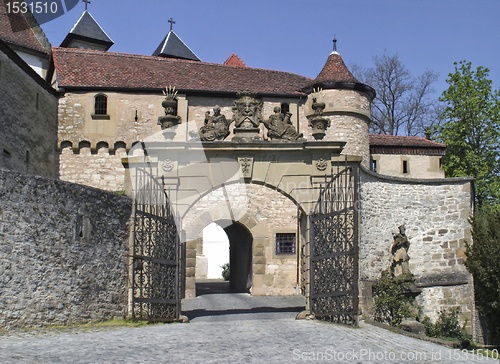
[223,53,247,67]
[369,134,445,156]
[369,134,445,148]
[52,47,311,95]
[0,3,47,54]
[313,52,359,85]
[304,51,375,99]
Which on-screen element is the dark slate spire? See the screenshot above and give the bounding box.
[60,10,114,51]
[153,30,200,61]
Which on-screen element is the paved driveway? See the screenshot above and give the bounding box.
[0,293,495,363]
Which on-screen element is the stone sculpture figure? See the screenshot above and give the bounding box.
[199,105,231,141]
[391,224,411,277]
[232,91,262,128]
[262,106,304,141]
[231,91,263,141]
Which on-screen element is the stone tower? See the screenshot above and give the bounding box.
[303,40,375,167]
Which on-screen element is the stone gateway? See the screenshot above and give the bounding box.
[0,5,483,343]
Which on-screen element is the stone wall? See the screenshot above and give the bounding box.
[0,42,58,178]
[57,91,307,191]
[59,145,127,191]
[359,166,475,331]
[0,168,132,329]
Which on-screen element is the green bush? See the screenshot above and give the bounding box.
[422,308,472,342]
[221,263,230,281]
[372,270,417,326]
[422,316,437,337]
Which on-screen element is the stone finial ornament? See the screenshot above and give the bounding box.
[391,224,411,277]
[158,86,181,140]
[198,105,231,141]
[262,106,304,141]
[231,90,263,142]
[308,88,330,140]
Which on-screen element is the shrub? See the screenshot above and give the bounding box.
[372,270,417,326]
[221,263,230,281]
[422,308,472,342]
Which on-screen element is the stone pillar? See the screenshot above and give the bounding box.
[184,237,200,298]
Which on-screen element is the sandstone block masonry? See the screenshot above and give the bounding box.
[0,168,132,329]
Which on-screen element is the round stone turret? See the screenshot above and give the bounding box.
[303,41,375,167]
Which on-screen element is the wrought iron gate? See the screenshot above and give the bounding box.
[309,161,359,325]
[131,167,180,321]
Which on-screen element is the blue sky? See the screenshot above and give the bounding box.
[40,0,500,98]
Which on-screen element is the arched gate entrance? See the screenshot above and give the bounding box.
[126,141,359,324]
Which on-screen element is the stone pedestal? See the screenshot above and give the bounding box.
[232,128,262,142]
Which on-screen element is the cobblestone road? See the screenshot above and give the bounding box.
[0,293,496,363]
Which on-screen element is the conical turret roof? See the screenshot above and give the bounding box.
[313,51,360,85]
[304,42,375,100]
[153,30,200,61]
[60,10,113,50]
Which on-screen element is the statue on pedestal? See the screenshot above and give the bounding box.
[198,105,231,141]
[262,106,304,141]
[391,224,411,277]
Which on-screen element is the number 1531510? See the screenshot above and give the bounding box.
[6,1,58,14]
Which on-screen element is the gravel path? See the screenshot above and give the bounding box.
[0,293,495,363]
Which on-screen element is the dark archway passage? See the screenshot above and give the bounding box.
[195,221,253,296]
[225,222,253,293]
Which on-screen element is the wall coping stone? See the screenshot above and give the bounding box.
[360,164,474,184]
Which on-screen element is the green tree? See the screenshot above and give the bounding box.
[433,61,500,208]
[465,210,500,340]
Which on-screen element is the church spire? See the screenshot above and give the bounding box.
[59,5,114,51]
[152,20,200,61]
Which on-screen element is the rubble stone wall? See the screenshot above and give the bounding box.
[359,167,475,333]
[0,169,132,329]
[0,46,58,178]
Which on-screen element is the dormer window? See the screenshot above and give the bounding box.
[92,94,110,120]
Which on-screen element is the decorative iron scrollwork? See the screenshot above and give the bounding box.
[310,161,359,326]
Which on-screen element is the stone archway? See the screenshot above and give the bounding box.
[184,207,271,299]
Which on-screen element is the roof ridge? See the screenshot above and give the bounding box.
[52,47,313,79]
[369,134,445,146]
